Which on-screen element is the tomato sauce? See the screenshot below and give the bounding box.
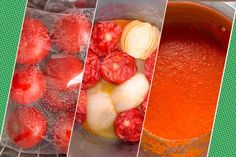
[144,24,227,140]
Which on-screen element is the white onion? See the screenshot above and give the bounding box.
[111,73,149,113]
[87,92,117,132]
[120,20,160,60]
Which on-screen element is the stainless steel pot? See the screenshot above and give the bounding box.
[68,0,167,157]
[139,1,234,157]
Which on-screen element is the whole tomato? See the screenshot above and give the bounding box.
[75,0,87,8]
[17,18,51,65]
[11,66,46,105]
[101,51,137,84]
[82,50,101,89]
[76,90,87,124]
[45,57,83,91]
[53,14,91,54]
[144,52,157,82]
[44,57,83,110]
[7,107,47,149]
[92,22,122,57]
[114,108,144,143]
[52,113,74,153]
[43,88,78,111]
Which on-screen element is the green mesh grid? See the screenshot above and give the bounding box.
[208,15,236,156]
[0,1,27,135]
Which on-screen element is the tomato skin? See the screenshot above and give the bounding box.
[82,50,101,89]
[114,108,144,143]
[53,14,91,54]
[52,113,74,153]
[11,66,46,105]
[101,51,137,84]
[7,107,47,149]
[43,88,78,111]
[75,0,87,8]
[144,52,157,82]
[76,90,87,124]
[17,18,51,65]
[91,22,122,57]
[45,57,83,91]
[44,57,83,110]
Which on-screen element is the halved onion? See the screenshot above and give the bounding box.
[111,73,149,113]
[87,92,117,132]
[120,20,160,60]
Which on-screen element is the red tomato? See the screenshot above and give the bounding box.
[11,66,46,105]
[75,0,87,8]
[92,22,122,57]
[144,52,157,82]
[52,113,74,153]
[53,14,91,54]
[101,51,137,84]
[76,90,87,124]
[114,108,144,143]
[43,88,78,111]
[82,50,101,89]
[7,107,47,149]
[45,57,83,91]
[17,18,51,65]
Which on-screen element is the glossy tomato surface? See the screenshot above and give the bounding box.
[7,107,47,149]
[17,18,51,65]
[11,66,46,105]
[45,57,83,91]
[43,88,78,111]
[53,14,91,54]
[52,113,74,153]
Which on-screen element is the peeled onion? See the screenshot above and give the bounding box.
[120,20,160,60]
[94,125,117,139]
[111,73,149,113]
[87,92,117,132]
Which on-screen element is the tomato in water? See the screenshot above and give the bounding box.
[7,107,47,149]
[75,0,87,8]
[44,57,83,110]
[52,113,74,153]
[11,66,46,105]
[43,88,78,111]
[45,57,83,91]
[17,18,51,65]
[53,14,91,54]
[101,51,137,84]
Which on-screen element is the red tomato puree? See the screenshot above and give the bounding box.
[145,25,227,140]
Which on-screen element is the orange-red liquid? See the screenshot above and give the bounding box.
[145,25,227,140]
